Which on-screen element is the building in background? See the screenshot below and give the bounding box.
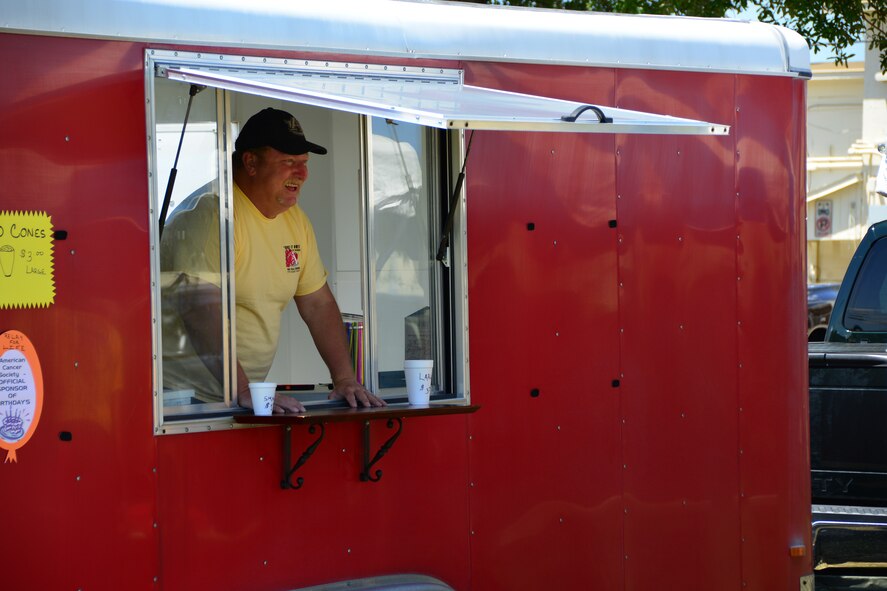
[807,42,887,283]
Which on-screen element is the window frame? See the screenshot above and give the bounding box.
[147,51,470,435]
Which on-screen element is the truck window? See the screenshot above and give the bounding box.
[148,60,466,434]
[844,237,887,333]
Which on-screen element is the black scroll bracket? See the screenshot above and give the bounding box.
[360,418,403,483]
[561,104,613,124]
[281,422,325,490]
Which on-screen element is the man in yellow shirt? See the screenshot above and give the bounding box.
[161,108,383,412]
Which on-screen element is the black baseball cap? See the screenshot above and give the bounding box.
[234,108,327,155]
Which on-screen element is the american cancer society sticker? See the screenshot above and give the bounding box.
[0,331,44,463]
[0,211,55,309]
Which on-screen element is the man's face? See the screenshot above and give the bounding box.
[246,147,310,217]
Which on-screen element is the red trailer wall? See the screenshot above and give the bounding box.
[463,63,811,589]
[0,34,158,589]
[0,32,810,591]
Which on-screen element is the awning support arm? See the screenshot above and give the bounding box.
[436,130,475,266]
[158,83,205,238]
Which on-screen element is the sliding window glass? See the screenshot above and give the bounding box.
[153,79,233,416]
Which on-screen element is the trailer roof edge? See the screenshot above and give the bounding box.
[0,0,812,78]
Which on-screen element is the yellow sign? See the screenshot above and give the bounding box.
[0,211,55,308]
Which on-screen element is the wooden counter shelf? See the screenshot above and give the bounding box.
[234,402,480,489]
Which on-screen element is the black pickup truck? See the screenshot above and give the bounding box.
[810,219,887,590]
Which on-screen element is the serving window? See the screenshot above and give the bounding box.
[148,55,468,433]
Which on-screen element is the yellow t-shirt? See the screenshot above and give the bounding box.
[159,184,327,400]
[232,184,328,381]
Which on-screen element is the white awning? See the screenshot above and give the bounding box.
[158,63,729,136]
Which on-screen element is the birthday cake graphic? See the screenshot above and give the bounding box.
[0,412,25,441]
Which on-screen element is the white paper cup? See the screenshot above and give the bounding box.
[248,382,277,416]
[404,360,433,406]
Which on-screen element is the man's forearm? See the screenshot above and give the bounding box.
[295,284,355,385]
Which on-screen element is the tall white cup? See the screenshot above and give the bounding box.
[248,382,276,416]
[404,360,434,406]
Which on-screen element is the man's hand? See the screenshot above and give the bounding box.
[272,393,307,414]
[330,377,386,408]
[237,389,306,414]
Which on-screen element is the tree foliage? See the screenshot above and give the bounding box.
[455,1,887,72]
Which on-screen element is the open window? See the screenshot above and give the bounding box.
[147,50,728,433]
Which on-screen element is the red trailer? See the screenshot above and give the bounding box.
[0,1,812,589]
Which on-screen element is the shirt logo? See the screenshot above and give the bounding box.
[284,244,300,273]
